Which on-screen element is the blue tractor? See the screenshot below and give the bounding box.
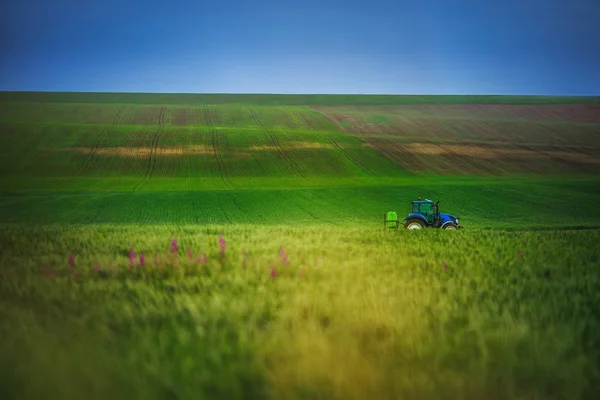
[384,199,462,230]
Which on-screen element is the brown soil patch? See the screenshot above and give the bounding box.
[62,141,336,158]
[364,140,600,175]
[66,145,214,158]
[402,143,600,164]
[314,105,600,146]
[247,142,334,151]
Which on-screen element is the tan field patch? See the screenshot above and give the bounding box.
[66,145,215,158]
[247,142,334,151]
[402,143,600,164]
[61,141,336,158]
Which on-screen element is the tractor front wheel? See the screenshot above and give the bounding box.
[443,223,459,230]
[404,218,426,230]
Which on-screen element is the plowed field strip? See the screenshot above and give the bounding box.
[363,137,600,175]
[520,144,596,173]
[441,145,499,174]
[315,106,600,147]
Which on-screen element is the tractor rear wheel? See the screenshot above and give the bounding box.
[443,223,459,230]
[404,218,426,230]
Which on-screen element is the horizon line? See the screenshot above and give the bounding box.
[1,90,599,97]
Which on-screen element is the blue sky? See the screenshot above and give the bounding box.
[1,0,599,94]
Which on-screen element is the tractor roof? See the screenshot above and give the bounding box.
[411,199,434,204]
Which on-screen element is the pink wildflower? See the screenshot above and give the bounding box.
[139,253,145,266]
[441,261,448,272]
[219,236,227,258]
[280,247,288,265]
[171,239,179,253]
[68,254,75,267]
[198,254,207,264]
[270,267,277,279]
[187,248,193,260]
[129,249,136,266]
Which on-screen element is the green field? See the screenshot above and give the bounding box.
[1,93,600,399]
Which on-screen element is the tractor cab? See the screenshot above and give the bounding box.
[410,200,439,225]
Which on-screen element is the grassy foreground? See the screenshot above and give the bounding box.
[1,225,599,399]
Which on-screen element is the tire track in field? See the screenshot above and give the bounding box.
[202,105,236,189]
[211,129,228,187]
[210,129,237,189]
[441,144,499,174]
[148,107,166,179]
[295,111,316,130]
[86,193,118,223]
[295,201,321,222]
[76,106,125,177]
[248,109,306,178]
[189,193,199,223]
[326,135,372,175]
[216,195,232,224]
[306,108,375,175]
[363,138,421,174]
[520,143,596,174]
[135,107,165,191]
[298,110,354,175]
[278,189,324,224]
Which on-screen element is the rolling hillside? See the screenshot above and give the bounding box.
[0,93,599,226]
